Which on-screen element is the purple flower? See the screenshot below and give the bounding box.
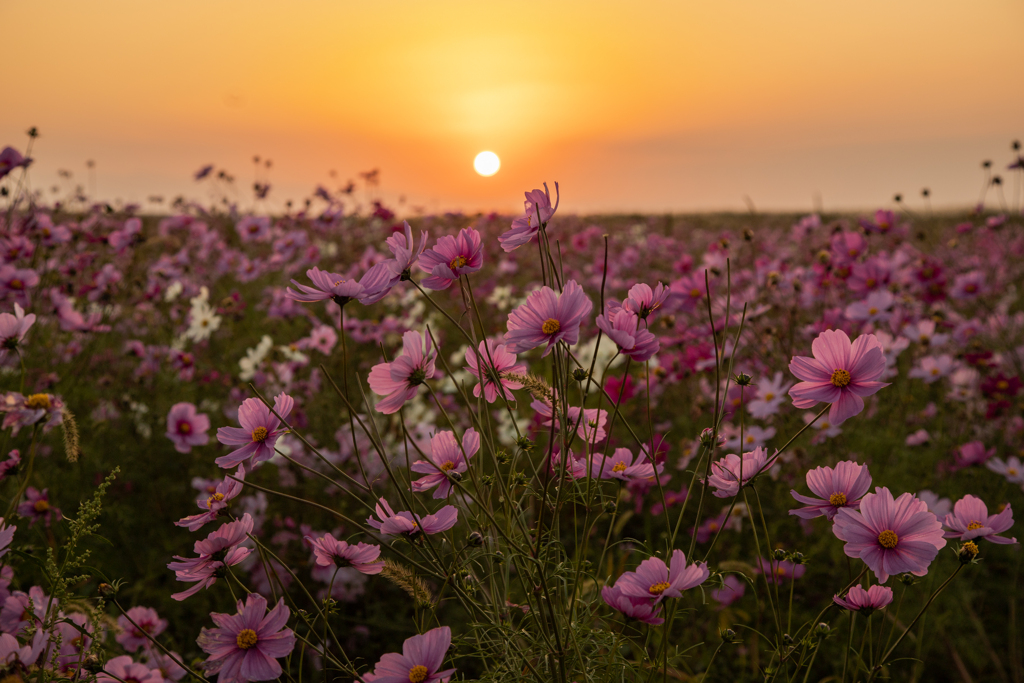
[0,148,31,180]
[596,306,659,362]
[197,593,295,683]
[832,487,946,583]
[96,655,163,683]
[498,184,559,252]
[418,228,483,290]
[0,519,14,560]
[116,606,168,652]
[166,402,210,454]
[833,584,894,615]
[176,470,245,531]
[368,331,437,414]
[385,221,428,279]
[614,549,709,605]
[216,393,294,470]
[943,495,1017,545]
[531,396,608,447]
[306,534,385,574]
[505,280,593,356]
[756,557,806,585]
[710,575,746,607]
[362,625,454,683]
[411,428,479,499]
[789,460,871,520]
[622,282,670,321]
[588,447,661,482]
[367,499,458,538]
[168,514,254,601]
[0,304,35,362]
[1,392,63,435]
[17,487,60,527]
[788,329,889,425]
[953,441,994,470]
[286,266,390,307]
[464,340,525,403]
[707,447,770,498]
[601,584,664,625]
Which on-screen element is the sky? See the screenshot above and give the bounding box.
[3,0,1023,215]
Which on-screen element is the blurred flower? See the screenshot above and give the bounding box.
[943,495,1017,545]
[166,402,210,454]
[833,584,893,614]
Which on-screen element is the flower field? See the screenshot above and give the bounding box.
[0,135,1023,682]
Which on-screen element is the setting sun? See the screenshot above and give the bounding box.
[473,151,500,177]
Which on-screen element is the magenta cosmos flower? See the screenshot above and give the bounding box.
[306,534,385,574]
[18,487,60,527]
[417,228,483,290]
[166,402,210,454]
[790,460,871,520]
[367,499,458,538]
[216,393,294,470]
[589,447,661,482]
[596,306,660,362]
[385,221,428,280]
[615,549,709,605]
[833,584,893,615]
[943,495,1017,545]
[464,340,525,403]
[505,280,593,356]
[368,331,437,414]
[0,518,14,559]
[197,593,295,683]
[0,147,31,180]
[756,557,806,585]
[176,470,245,531]
[116,606,167,652]
[96,656,162,683]
[622,282,670,321]
[601,584,664,625]
[498,183,560,252]
[286,265,391,307]
[168,514,253,601]
[362,625,454,683]
[0,303,35,362]
[411,428,480,499]
[832,487,946,583]
[707,447,770,498]
[788,329,889,425]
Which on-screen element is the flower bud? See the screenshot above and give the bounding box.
[772,548,788,561]
[815,622,830,638]
[98,582,117,598]
[516,436,534,452]
[83,655,103,674]
[782,633,794,645]
[699,428,722,447]
[743,228,754,241]
[734,373,752,386]
[495,450,511,465]
[446,470,463,482]
[790,552,806,565]
[959,540,980,564]
[816,250,831,265]
[468,531,484,547]
[898,573,918,586]
[720,628,737,643]
[603,500,617,514]
[572,368,590,382]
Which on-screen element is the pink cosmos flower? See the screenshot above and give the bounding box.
[167,514,254,601]
[722,424,776,453]
[418,228,483,290]
[615,549,709,605]
[905,429,931,446]
[236,216,272,243]
[788,329,889,425]
[0,147,31,180]
[0,585,47,635]
[987,456,1024,485]
[917,490,952,518]
[950,271,986,299]
[596,306,659,362]
[902,320,949,347]
[1,392,63,436]
[756,557,806,585]
[943,495,1017,545]
[499,184,559,252]
[0,266,38,307]
[0,630,45,668]
[746,372,792,420]
[216,393,294,470]
[166,402,210,454]
[385,221,428,280]
[710,575,746,607]
[367,499,458,538]
[505,280,593,356]
[305,325,337,355]
[368,331,437,414]
[411,428,480,499]
[0,303,35,362]
[531,396,608,447]
[116,606,168,652]
[197,593,296,683]
[464,340,525,403]
[0,519,13,560]
[286,266,391,307]
[622,282,670,321]
[306,534,385,574]
[601,584,664,625]
[96,656,163,683]
[844,290,894,323]
[588,448,662,482]
[176,470,245,531]
[0,450,19,481]
[789,461,871,520]
[17,487,60,527]
[707,447,770,498]
[908,355,956,384]
[833,585,893,614]
[362,625,454,683]
[832,487,947,583]
[952,441,994,470]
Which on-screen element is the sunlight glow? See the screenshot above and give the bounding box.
[473,151,500,177]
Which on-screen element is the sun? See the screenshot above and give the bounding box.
[473,151,500,177]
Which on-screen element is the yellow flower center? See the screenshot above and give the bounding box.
[830,369,851,388]
[612,461,627,473]
[1009,468,1019,476]
[9,279,22,290]
[829,492,847,507]
[997,380,1010,391]
[252,426,269,443]
[408,665,429,683]
[25,394,51,410]
[962,541,979,558]
[179,422,192,434]
[207,492,225,508]
[764,392,775,401]
[33,499,49,513]
[236,628,258,650]
[877,530,899,549]
[541,318,560,335]
[648,581,671,595]
[930,368,939,375]
[967,521,984,531]
[333,279,347,287]
[449,255,467,270]
[868,307,878,315]
[440,462,455,472]
[689,288,701,298]
[777,566,787,576]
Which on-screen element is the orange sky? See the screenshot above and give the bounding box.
[3,0,1022,214]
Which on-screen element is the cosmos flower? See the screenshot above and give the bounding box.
[0,147,31,180]
[176,470,245,531]
[943,495,1017,545]
[710,575,746,607]
[216,393,294,470]
[197,593,296,683]
[1,392,64,435]
[167,514,254,601]
[531,396,608,447]
[305,534,385,574]
[622,282,670,321]
[0,303,35,362]
[588,447,661,482]
[368,331,437,414]
[601,584,664,625]
[166,402,210,454]
[788,329,889,425]
[410,428,479,499]
[0,519,13,560]
[832,487,946,583]
[746,371,792,420]
[505,280,593,356]
[286,265,391,307]
[498,184,559,252]
[362,626,455,683]
[366,499,458,538]
[987,456,1024,485]
[844,290,894,323]
[596,306,660,362]
[614,549,709,605]
[116,607,168,652]
[385,221,428,280]
[833,585,893,614]
[17,487,60,527]
[756,557,806,585]
[789,461,871,520]
[908,355,956,384]
[463,340,525,403]
[707,447,770,498]
[96,656,163,683]
[418,228,483,290]
[916,490,952,518]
